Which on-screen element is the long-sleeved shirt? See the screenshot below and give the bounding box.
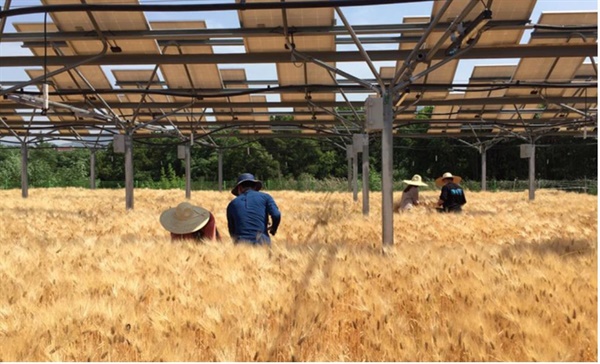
[439,182,467,212]
[398,186,420,210]
[227,189,281,244]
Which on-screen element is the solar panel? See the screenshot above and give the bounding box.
[215,69,254,122]
[2,1,595,140]
[42,0,159,56]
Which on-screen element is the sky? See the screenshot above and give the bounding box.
[0,0,598,119]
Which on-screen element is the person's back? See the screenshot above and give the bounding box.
[399,185,419,210]
[440,181,466,212]
[227,189,280,244]
[227,173,281,244]
[396,174,428,212]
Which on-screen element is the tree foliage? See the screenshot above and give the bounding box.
[0,106,596,190]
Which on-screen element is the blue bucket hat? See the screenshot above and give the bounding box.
[231,173,263,196]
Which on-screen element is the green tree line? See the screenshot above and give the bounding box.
[0,110,596,190]
[0,135,595,191]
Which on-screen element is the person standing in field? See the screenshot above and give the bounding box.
[160,202,222,242]
[435,172,467,213]
[227,173,281,245]
[396,174,428,211]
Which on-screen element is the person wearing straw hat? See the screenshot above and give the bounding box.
[435,172,467,213]
[396,174,428,211]
[227,173,281,245]
[160,202,221,241]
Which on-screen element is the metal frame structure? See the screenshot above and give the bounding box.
[0,0,597,246]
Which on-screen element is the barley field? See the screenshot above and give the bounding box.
[0,187,596,361]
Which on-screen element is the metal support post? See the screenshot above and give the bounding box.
[362,134,370,215]
[90,148,96,190]
[124,131,134,210]
[185,143,191,199]
[353,149,358,202]
[217,149,223,192]
[382,91,394,245]
[20,142,28,198]
[481,146,487,191]
[346,147,352,191]
[528,144,536,201]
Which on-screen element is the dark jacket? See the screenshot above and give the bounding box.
[439,182,467,212]
[227,189,281,244]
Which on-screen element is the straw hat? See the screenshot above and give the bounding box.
[403,174,428,187]
[231,173,263,196]
[159,202,211,234]
[435,172,462,187]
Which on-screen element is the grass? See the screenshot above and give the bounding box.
[0,188,596,361]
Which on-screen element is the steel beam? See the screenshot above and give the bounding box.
[20,141,28,198]
[2,108,592,119]
[2,96,593,110]
[353,148,358,202]
[362,134,370,216]
[185,143,191,199]
[346,147,352,192]
[0,128,595,139]
[6,80,595,97]
[90,148,96,189]
[392,0,452,87]
[2,21,530,43]
[1,45,595,67]
[335,7,385,92]
[382,91,394,245]
[481,147,487,191]
[124,130,134,210]
[218,149,223,192]
[0,0,11,42]
[529,144,536,201]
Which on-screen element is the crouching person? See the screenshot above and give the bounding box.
[227,173,281,245]
[160,202,222,242]
[435,172,467,213]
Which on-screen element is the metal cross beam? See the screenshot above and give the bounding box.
[1,45,595,67]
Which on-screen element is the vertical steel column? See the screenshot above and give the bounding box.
[362,135,370,215]
[346,147,352,191]
[353,149,358,202]
[528,144,536,201]
[124,131,134,210]
[217,149,223,192]
[481,146,487,192]
[185,143,191,200]
[90,148,96,190]
[0,0,13,42]
[382,92,394,245]
[20,142,28,198]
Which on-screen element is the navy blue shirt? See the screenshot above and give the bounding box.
[440,182,467,212]
[227,189,281,244]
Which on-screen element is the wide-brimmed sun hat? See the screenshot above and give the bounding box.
[160,202,211,234]
[231,173,263,196]
[435,172,462,187]
[403,174,428,187]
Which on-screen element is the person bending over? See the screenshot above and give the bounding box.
[396,174,428,211]
[160,202,221,241]
[435,172,467,213]
[227,173,281,245]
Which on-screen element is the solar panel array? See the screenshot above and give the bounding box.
[0,0,596,143]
